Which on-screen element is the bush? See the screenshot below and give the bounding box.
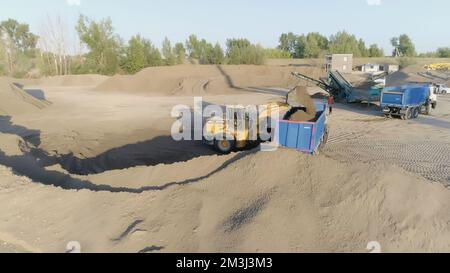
[397,57,417,69]
[264,48,291,59]
[0,64,5,76]
[437,47,450,58]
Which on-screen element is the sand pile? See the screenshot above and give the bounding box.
[219,65,323,89]
[0,78,46,115]
[1,144,450,252]
[387,63,450,86]
[94,65,228,95]
[93,65,324,96]
[287,86,317,122]
[39,74,108,87]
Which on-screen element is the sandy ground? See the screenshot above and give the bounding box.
[0,63,449,253]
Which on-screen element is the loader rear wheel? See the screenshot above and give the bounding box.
[214,139,236,154]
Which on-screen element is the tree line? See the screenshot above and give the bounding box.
[278,31,385,58]
[0,16,274,77]
[1,16,450,78]
[278,31,450,59]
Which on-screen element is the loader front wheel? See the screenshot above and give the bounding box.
[214,139,236,154]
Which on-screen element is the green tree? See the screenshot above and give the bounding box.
[398,34,416,57]
[211,43,225,64]
[0,38,6,75]
[0,19,38,75]
[199,42,213,64]
[162,37,176,65]
[278,32,297,56]
[297,32,329,58]
[437,47,450,58]
[76,15,121,75]
[185,35,225,64]
[174,42,185,64]
[358,39,368,57]
[0,19,38,54]
[391,34,416,57]
[186,34,202,59]
[226,38,265,65]
[329,31,364,57]
[368,44,384,57]
[142,39,162,66]
[122,35,146,74]
[391,37,400,57]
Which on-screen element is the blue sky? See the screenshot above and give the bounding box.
[1,0,449,54]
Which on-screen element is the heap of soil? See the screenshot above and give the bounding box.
[288,86,317,122]
[39,74,108,87]
[0,78,45,115]
[93,64,325,96]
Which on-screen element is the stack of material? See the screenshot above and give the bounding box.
[288,86,317,122]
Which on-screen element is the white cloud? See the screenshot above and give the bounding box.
[366,0,382,6]
[67,0,81,6]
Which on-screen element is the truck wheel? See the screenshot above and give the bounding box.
[402,108,411,120]
[214,139,236,154]
[425,104,433,115]
[318,127,329,153]
[408,108,414,119]
[412,107,420,119]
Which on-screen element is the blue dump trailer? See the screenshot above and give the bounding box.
[381,83,436,120]
[277,101,328,154]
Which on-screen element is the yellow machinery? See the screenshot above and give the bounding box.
[202,72,335,154]
[203,101,291,153]
[424,63,450,71]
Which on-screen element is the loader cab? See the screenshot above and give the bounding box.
[226,106,248,128]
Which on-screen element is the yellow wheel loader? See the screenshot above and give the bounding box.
[203,102,291,154]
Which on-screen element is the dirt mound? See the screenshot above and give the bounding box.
[93,64,324,96]
[0,78,47,115]
[39,74,108,87]
[188,150,450,252]
[2,145,450,252]
[285,86,317,122]
[386,63,450,86]
[94,65,228,95]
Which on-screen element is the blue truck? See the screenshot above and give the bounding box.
[277,101,328,154]
[381,83,437,120]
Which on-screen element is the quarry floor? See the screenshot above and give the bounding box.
[1,66,450,253]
